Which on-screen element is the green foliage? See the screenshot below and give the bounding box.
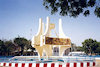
[4,40,15,55]
[94,6,100,17]
[0,40,5,55]
[43,0,100,18]
[82,38,100,55]
[76,46,84,51]
[0,40,15,56]
[95,42,100,54]
[0,40,4,50]
[14,37,29,47]
[14,37,30,55]
[0,37,35,56]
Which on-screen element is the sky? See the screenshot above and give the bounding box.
[0,0,100,46]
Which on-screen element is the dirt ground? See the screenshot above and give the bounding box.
[95,59,100,67]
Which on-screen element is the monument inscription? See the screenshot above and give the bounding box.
[45,37,71,45]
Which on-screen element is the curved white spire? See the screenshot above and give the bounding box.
[32,18,44,46]
[43,17,50,37]
[59,19,68,38]
[36,18,43,36]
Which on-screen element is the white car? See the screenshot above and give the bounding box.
[68,52,86,56]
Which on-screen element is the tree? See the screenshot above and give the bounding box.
[29,45,35,53]
[95,42,100,55]
[14,37,30,55]
[0,40,3,53]
[43,0,100,18]
[24,40,35,52]
[76,46,84,51]
[82,38,98,55]
[4,40,15,56]
[0,40,5,56]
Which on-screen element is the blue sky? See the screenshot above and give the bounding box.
[0,0,100,46]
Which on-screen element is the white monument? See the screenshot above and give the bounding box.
[31,17,71,58]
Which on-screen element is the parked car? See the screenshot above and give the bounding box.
[68,52,86,56]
